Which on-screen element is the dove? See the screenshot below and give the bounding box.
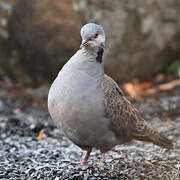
[48,23,173,168]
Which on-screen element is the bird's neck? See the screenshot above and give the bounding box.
[96,45,104,63]
[82,44,104,64]
[57,48,104,93]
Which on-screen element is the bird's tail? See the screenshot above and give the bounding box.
[133,120,173,149]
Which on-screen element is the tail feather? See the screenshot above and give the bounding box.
[134,132,173,149]
[133,120,173,149]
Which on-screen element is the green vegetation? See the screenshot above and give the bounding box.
[168,60,180,77]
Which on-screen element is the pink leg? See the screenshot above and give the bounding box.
[82,149,91,166]
[99,152,105,168]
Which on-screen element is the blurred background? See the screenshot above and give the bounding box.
[0,0,180,97]
[0,1,180,178]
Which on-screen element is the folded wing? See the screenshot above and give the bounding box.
[102,75,173,149]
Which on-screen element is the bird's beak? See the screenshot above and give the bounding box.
[80,39,88,49]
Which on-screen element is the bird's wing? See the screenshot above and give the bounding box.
[102,74,138,141]
[102,75,173,149]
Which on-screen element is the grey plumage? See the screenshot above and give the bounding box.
[48,23,173,166]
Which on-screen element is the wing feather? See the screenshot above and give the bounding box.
[102,75,173,149]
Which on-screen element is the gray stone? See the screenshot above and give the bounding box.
[7,0,82,84]
[75,0,180,82]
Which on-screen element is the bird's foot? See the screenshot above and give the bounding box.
[99,153,105,168]
[82,160,90,166]
[82,149,91,166]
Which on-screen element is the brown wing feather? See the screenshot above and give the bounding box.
[102,75,173,149]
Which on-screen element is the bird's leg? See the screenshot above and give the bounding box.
[82,149,91,166]
[99,152,105,168]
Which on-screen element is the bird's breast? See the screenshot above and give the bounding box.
[48,69,104,126]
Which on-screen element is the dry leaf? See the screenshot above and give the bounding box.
[166,120,174,128]
[37,129,45,141]
[145,79,180,95]
[123,83,140,98]
[123,82,152,98]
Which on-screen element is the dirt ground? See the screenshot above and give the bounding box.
[0,85,179,180]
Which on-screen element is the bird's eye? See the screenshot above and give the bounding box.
[94,32,99,38]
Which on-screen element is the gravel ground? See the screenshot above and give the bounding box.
[0,87,180,180]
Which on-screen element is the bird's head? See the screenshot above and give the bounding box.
[80,23,105,51]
